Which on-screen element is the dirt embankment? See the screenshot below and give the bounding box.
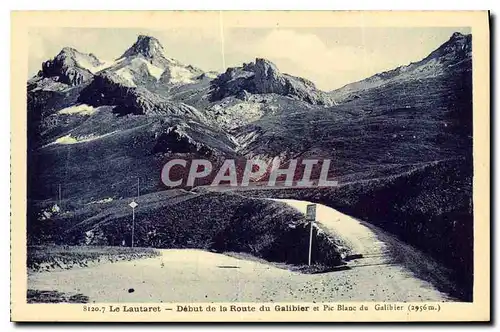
[29,191,348,269]
[27,245,161,273]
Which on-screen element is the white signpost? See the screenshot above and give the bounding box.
[306,204,317,266]
[129,201,138,247]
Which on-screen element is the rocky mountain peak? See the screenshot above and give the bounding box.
[52,47,99,67]
[210,57,332,106]
[426,31,472,63]
[120,35,165,59]
[39,47,100,86]
[254,58,280,77]
[451,32,466,39]
[59,47,78,55]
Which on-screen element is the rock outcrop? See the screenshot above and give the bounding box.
[210,58,333,106]
[39,47,103,86]
[78,72,207,120]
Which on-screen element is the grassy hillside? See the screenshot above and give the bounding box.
[28,104,238,204]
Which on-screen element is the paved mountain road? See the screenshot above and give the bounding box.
[28,200,456,302]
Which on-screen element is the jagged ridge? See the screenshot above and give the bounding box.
[78,73,207,120]
[210,58,333,106]
[34,47,111,86]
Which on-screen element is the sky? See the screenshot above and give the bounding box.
[28,26,471,91]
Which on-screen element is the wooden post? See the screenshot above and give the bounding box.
[306,204,317,266]
[308,220,314,266]
[131,207,135,248]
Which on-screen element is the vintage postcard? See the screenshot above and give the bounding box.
[11,11,490,322]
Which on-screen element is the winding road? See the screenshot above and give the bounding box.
[28,199,456,302]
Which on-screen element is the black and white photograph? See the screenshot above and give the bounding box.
[10,10,490,322]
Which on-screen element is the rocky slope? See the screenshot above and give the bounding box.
[27,31,473,207]
[210,58,333,106]
[29,47,109,89]
[233,32,473,177]
[27,36,237,204]
[330,32,472,102]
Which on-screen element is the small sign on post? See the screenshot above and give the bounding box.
[306,204,316,221]
[129,201,138,247]
[306,204,317,266]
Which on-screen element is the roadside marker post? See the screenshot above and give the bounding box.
[129,201,138,247]
[306,204,317,266]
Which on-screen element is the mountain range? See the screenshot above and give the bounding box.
[27,32,474,300]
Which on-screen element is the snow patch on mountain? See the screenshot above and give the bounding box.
[129,58,164,79]
[47,131,119,146]
[203,71,219,79]
[167,65,196,85]
[73,53,113,74]
[58,104,98,116]
[109,57,167,84]
[144,62,165,80]
[114,68,138,87]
